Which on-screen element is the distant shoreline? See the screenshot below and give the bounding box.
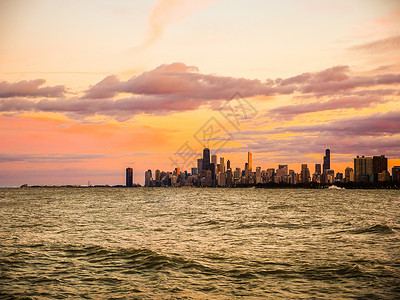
[11,183,400,189]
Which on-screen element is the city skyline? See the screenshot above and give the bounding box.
[1,1,400,186]
[139,147,399,187]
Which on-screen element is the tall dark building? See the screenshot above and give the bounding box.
[373,155,387,182]
[202,148,210,171]
[126,168,133,187]
[323,148,330,174]
[227,159,231,170]
[315,164,321,175]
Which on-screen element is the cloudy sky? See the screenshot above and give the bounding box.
[1,0,399,186]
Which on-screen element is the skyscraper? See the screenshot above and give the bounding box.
[248,152,252,172]
[323,149,330,174]
[126,168,133,187]
[301,164,310,183]
[219,157,225,173]
[145,169,152,187]
[373,155,387,182]
[392,166,400,182]
[354,156,373,182]
[202,148,210,171]
[197,158,203,174]
[315,164,321,175]
[227,159,231,170]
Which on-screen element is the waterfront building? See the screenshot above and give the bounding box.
[248,152,252,172]
[315,164,321,175]
[256,167,262,184]
[323,149,330,174]
[373,155,388,182]
[354,156,373,182]
[202,148,210,171]
[126,168,133,187]
[345,167,354,183]
[392,166,400,182]
[219,157,225,173]
[301,164,310,183]
[197,158,203,174]
[145,169,152,187]
[227,159,231,170]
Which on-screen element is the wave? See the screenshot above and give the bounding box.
[351,224,395,235]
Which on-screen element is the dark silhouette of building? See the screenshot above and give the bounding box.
[315,164,321,174]
[126,168,133,187]
[227,159,231,170]
[373,155,387,182]
[392,166,400,182]
[323,148,330,174]
[202,148,210,171]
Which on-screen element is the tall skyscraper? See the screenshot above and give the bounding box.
[248,152,252,171]
[323,149,330,174]
[197,158,203,174]
[301,164,310,183]
[126,168,133,187]
[145,169,152,187]
[373,155,387,182]
[202,148,210,171]
[354,156,373,182]
[227,159,231,170]
[315,164,321,175]
[219,157,225,173]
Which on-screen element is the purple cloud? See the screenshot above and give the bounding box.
[0,79,66,98]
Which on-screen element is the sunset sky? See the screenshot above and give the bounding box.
[1,0,399,186]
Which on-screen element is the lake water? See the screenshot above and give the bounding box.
[0,187,399,299]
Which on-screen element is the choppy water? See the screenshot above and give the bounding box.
[0,188,399,299]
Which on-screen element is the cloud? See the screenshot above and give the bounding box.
[0,79,66,98]
[1,63,400,121]
[270,110,400,136]
[268,95,390,119]
[349,35,400,54]
[83,62,278,100]
[133,0,214,49]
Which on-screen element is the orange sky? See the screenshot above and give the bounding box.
[1,0,399,185]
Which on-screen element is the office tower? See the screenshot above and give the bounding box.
[197,158,203,174]
[126,168,133,187]
[145,169,152,187]
[267,168,275,182]
[219,157,225,173]
[392,166,400,182]
[315,164,321,174]
[373,155,388,182]
[248,152,252,171]
[256,167,262,184]
[211,154,217,165]
[323,149,330,174]
[301,164,310,183]
[276,165,288,182]
[226,169,233,186]
[345,167,354,183]
[174,167,180,175]
[289,170,297,184]
[202,148,210,171]
[227,159,231,170]
[354,156,373,182]
[155,169,161,181]
[191,167,198,175]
